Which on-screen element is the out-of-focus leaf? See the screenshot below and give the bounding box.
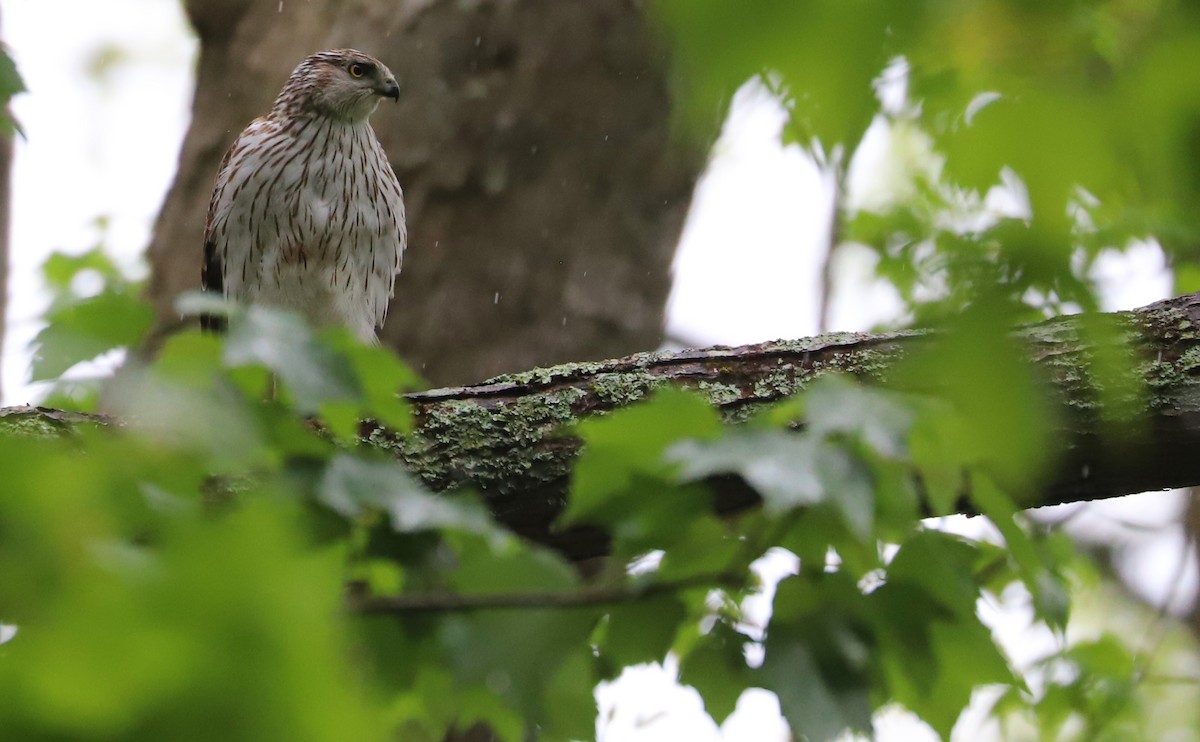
[886,529,980,618]
[432,535,596,729]
[0,48,26,137]
[30,290,154,381]
[599,595,686,672]
[654,515,744,581]
[802,375,916,459]
[323,328,423,434]
[897,298,1055,495]
[175,289,236,331]
[655,0,921,147]
[561,388,721,526]
[224,306,360,412]
[41,248,127,292]
[678,622,756,724]
[438,606,599,726]
[542,648,599,741]
[1066,635,1135,680]
[320,454,496,538]
[0,486,388,740]
[972,475,1069,630]
[671,429,874,540]
[875,533,1017,736]
[764,573,874,741]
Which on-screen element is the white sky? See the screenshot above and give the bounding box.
[3,0,194,403]
[1,2,1192,741]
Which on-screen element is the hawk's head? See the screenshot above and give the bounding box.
[276,49,400,121]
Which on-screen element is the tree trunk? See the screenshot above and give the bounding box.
[146,0,701,386]
[13,294,1200,563]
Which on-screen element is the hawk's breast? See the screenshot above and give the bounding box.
[209,115,405,343]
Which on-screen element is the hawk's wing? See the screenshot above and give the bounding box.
[199,133,240,333]
[366,132,407,331]
[200,118,277,332]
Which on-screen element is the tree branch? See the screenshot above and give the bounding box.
[370,293,1200,559]
[347,572,744,615]
[9,295,1200,563]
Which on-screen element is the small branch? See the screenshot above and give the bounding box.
[347,572,746,614]
[816,150,845,334]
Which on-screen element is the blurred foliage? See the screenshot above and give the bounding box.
[0,44,24,137]
[657,0,1200,321]
[31,244,153,389]
[5,247,1197,741]
[651,1,1200,738]
[6,2,1200,740]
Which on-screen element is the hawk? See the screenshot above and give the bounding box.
[202,49,406,343]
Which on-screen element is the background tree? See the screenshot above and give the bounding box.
[146,0,703,385]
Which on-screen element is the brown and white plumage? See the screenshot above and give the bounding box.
[202,49,406,342]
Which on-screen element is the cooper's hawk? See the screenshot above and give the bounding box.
[202,49,406,343]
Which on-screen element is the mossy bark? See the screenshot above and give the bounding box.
[374,294,1200,559]
[10,295,1200,561]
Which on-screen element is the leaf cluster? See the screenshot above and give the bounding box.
[656,0,1200,319]
[5,245,1191,740]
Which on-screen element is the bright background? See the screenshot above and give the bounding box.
[1,2,1193,740]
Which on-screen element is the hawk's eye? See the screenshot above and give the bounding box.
[348,63,368,78]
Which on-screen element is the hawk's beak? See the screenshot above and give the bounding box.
[378,77,400,101]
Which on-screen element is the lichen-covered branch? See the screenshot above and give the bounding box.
[369,294,1200,559]
[8,295,1200,562]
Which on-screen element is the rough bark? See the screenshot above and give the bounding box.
[12,294,1200,562]
[146,0,701,386]
[362,294,1200,559]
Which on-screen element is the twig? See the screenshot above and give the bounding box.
[816,153,845,334]
[347,572,746,615]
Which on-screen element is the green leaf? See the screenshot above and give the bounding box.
[971,475,1069,630]
[896,299,1056,496]
[41,248,127,292]
[224,306,360,412]
[30,290,155,381]
[431,537,595,730]
[886,529,981,618]
[802,375,916,460]
[761,623,872,742]
[323,328,423,434]
[446,532,577,595]
[678,622,755,724]
[656,0,918,147]
[654,515,745,581]
[764,573,874,741]
[600,595,686,672]
[438,606,599,724]
[908,400,969,516]
[0,48,26,137]
[671,430,874,540]
[561,388,721,526]
[320,454,497,538]
[0,489,388,740]
[542,648,601,742]
[1066,635,1135,679]
[874,535,1018,737]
